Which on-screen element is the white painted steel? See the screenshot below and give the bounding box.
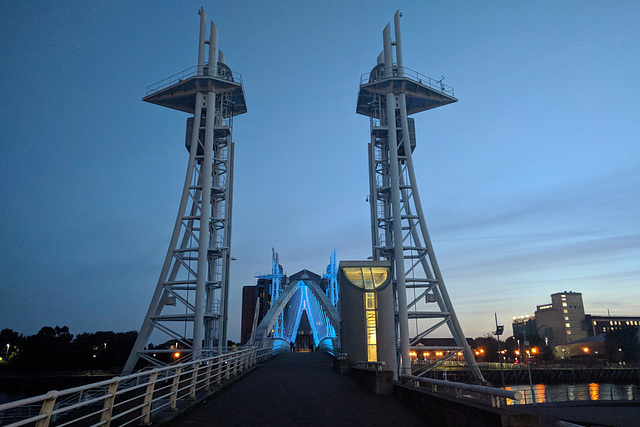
[209,22,218,76]
[386,90,411,377]
[384,19,411,377]
[357,11,484,383]
[393,10,404,76]
[400,374,522,408]
[197,8,206,72]
[123,8,245,373]
[193,90,216,359]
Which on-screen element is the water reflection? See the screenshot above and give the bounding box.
[505,383,640,405]
[589,382,599,401]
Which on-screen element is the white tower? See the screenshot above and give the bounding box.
[124,8,246,373]
[356,11,485,382]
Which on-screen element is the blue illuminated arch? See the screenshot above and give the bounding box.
[254,279,340,352]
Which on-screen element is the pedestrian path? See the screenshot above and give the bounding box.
[165,351,425,426]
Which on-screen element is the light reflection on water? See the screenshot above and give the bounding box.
[505,383,640,405]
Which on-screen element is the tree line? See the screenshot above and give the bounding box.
[0,326,138,373]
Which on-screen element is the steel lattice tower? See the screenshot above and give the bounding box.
[124,8,246,373]
[356,11,484,382]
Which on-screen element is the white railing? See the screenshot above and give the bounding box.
[360,66,455,97]
[400,374,522,408]
[145,65,243,95]
[0,346,272,427]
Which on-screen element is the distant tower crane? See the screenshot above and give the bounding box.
[356,11,485,382]
[123,8,246,373]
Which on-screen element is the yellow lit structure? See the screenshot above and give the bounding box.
[338,261,396,373]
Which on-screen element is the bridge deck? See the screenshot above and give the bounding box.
[165,351,424,426]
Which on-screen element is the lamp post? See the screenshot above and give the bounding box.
[523,329,536,404]
[493,313,505,388]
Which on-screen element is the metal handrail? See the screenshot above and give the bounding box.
[360,66,455,97]
[145,65,243,95]
[0,345,272,427]
[400,374,522,408]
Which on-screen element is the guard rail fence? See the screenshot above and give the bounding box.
[0,346,272,427]
[400,374,522,408]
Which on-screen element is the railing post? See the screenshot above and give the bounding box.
[188,363,200,400]
[229,354,236,377]
[204,360,214,392]
[169,366,183,411]
[140,370,158,426]
[215,357,224,385]
[225,355,231,380]
[35,391,58,427]
[240,351,246,372]
[100,378,120,427]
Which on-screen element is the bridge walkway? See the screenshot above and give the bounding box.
[164,351,425,426]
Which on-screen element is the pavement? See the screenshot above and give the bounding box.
[163,351,426,426]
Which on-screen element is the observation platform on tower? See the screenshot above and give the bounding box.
[356,66,457,116]
[143,64,247,115]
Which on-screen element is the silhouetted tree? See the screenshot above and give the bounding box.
[474,335,499,362]
[4,327,137,372]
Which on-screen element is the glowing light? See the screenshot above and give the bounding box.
[582,347,590,353]
[173,352,181,359]
[531,347,538,354]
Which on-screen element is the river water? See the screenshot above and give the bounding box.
[0,391,26,405]
[506,382,640,405]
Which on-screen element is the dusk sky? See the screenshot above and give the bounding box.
[1,1,638,343]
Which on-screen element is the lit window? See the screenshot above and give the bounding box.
[565,316,569,321]
[364,292,378,362]
[343,267,389,290]
[565,323,571,328]
[567,331,572,335]
[562,302,567,307]
[593,321,597,325]
[610,321,614,325]
[563,309,568,314]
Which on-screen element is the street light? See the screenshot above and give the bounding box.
[493,313,505,388]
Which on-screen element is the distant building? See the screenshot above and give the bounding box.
[584,315,640,336]
[512,291,640,359]
[512,315,537,339]
[534,291,588,347]
[240,279,270,345]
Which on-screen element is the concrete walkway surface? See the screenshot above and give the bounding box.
[164,351,426,426]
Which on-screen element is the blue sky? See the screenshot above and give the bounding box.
[1,1,638,342]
